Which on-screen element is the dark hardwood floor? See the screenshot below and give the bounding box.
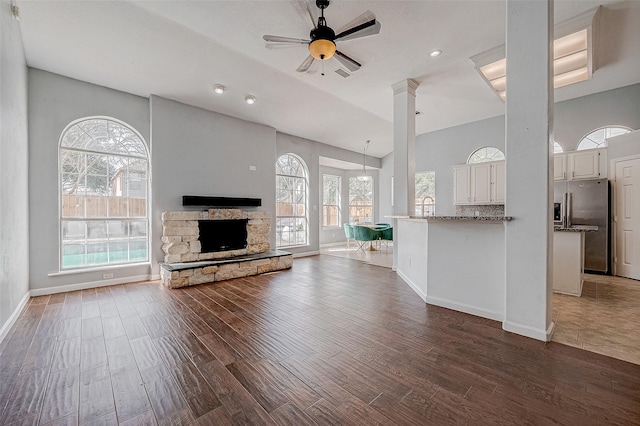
[1,255,640,425]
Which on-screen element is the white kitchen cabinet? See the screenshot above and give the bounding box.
[453,165,471,205]
[554,154,567,181]
[491,160,506,204]
[471,163,491,204]
[554,148,606,181]
[570,149,601,179]
[454,160,505,205]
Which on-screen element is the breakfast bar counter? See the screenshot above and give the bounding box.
[395,216,511,321]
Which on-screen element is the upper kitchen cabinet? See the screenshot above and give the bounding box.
[453,160,505,205]
[453,165,471,205]
[554,154,567,180]
[554,148,607,181]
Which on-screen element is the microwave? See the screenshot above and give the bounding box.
[553,202,563,223]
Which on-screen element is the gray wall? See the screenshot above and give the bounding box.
[379,83,640,216]
[0,0,30,333]
[555,84,640,152]
[28,70,150,290]
[150,95,277,272]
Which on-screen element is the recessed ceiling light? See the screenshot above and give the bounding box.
[213,84,225,95]
[430,49,443,57]
[245,95,256,105]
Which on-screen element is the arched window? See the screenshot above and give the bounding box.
[468,146,505,164]
[60,118,149,269]
[553,141,564,153]
[577,126,632,150]
[276,154,308,247]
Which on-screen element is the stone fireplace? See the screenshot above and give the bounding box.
[159,208,292,288]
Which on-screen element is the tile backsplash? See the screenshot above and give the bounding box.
[456,204,505,216]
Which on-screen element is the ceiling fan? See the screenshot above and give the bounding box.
[263,0,381,74]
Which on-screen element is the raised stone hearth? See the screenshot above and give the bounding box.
[160,250,292,289]
[160,208,292,288]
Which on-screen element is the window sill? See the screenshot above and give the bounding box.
[48,262,151,277]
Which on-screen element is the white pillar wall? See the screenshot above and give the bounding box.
[392,79,419,271]
[392,79,419,216]
[504,0,555,341]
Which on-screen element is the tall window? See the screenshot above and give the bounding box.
[60,118,149,269]
[415,171,435,216]
[577,126,632,150]
[349,177,373,224]
[322,174,341,227]
[276,154,308,247]
[468,146,505,164]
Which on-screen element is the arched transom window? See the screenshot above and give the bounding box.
[553,141,564,153]
[60,118,149,269]
[468,146,505,164]
[276,154,308,247]
[577,126,632,150]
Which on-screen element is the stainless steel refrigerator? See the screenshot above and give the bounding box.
[554,179,610,274]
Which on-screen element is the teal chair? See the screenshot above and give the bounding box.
[380,227,393,252]
[353,225,383,253]
[343,223,354,248]
[375,223,391,229]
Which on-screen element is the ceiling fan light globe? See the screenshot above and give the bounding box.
[309,39,336,60]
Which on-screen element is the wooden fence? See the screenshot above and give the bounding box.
[62,195,146,218]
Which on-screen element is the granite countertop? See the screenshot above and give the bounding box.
[406,215,514,222]
[554,225,599,232]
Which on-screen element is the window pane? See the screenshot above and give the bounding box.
[276,154,308,247]
[349,177,374,224]
[87,243,108,266]
[108,221,128,239]
[62,244,86,268]
[468,147,505,164]
[62,221,85,242]
[577,126,632,150]
[415,171,436,216]
[60,118,149,269]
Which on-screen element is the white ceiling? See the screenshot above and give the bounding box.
[16,0,640,159]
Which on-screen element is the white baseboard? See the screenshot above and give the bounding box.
[426,295,503,322]
[292,251,320,258]
[0,291,30,345]
[503,320,555,342]
[397,270,427,302]
[30,274,152,296]
[319,242,347,248]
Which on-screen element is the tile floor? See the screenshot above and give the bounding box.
[552,273,640,365]
[319,241,393,269]
[321,243,640,365]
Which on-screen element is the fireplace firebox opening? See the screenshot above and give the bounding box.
[198,219,248,253]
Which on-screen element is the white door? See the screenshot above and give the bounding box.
[614,158,640,279]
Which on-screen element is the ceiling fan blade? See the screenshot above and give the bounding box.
[304,0,320,29]
[334,50,361,72]
[334,11,381,41]
[296,54,315,73]
[263,35,310,44]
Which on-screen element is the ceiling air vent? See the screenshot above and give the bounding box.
[335,68,351,78]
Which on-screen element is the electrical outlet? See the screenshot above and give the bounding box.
[103,273,114,279]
